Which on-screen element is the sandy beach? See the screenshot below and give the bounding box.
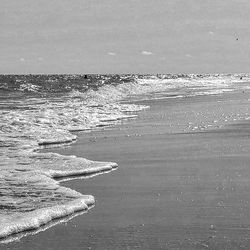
[3,1,250,249]
[5,88,250,250]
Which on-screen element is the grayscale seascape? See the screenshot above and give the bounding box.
[2,1,250,249]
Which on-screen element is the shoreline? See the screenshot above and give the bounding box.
[4,88,250,249]
[0,150,118,242]
[6,89,250,249]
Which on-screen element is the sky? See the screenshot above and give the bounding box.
[1,0,250,74]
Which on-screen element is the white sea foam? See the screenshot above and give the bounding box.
[0,210,89,244]
[0,73,249,241]
[0,196,94,239]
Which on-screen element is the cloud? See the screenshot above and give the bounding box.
[185,54,192,58]
[38,57,43,61]
[19,58,25,62]
[141,51,153,56]
[209,31,214,36]
[108,52,116,56]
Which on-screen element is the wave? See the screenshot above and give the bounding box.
[0,73,249,241]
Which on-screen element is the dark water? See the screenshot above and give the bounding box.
[1,73,246,98]
[0,74,135,98]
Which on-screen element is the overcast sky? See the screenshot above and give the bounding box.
[1,0,250,74]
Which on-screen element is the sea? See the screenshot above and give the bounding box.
[0,73,249,243]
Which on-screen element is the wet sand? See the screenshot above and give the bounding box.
[7,90,250,249]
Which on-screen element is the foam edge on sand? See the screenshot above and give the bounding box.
[0,158,118,240]
[0,195,94,239]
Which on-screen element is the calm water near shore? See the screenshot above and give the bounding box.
[7,90,250,250]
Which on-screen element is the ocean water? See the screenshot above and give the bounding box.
[0,73,249,242]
